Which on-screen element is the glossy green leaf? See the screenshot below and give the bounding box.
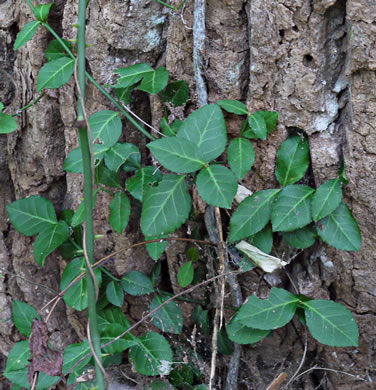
[271,185,315,232]
[242,111,278,138]
[109,192,131,234]
[104,143,139,172]
[316,202,361,251]
[196,165,237,209]
[34,220,70,265]
[95,163,121,188]
[312,178,342,221]
[141,175,191,237]
[33,2,54,21]
[148,137,206,173]
[105,282,123,309]
[150,294,183,334]
[45,39,72,61]
[7,195,57,236]
[138,66,169,94]
[275,135,309,187]
[161,80,190,106]
[145,234,168,261]
[121,271,154,296]
[226,321,269,345]
[281,226,316,249]
[229,189,280,242]
[177,104,227,163]
[64,144,108,173]
[302,300,358,347]
[89,110,122,147]
[37,57,74,92]
[114,63,154,88]
[126,166,163,202]
[129,332,173,376]
[217,100,248,115]
[248,224,273,254]
[0,112,18,134]
[14,21,41,50]
[12,301,38,337]
[235,288,299,330]
[178,261,194,287]
[61,257,102,311]
[248,111,267,140]
[227,137,255,180]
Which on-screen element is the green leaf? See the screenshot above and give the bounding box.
[109,192,131,234]
[248,111,267,140]
[7,195,57,236]
[104,142,139,172]
[275,135,309,187]
[145,235,168,261]
[13,21,41,50]
[33,2,54,21]
[235,288,299,330]
[115,85,134,104]
[229,189,280,242]
[262,111,279,134]
[194,306,209,336]
[177,261,194,287]
[106,281,124,307]
[316,202,361,251]
[37,57,75,92]
[61,257,102,311]
[71,190,98,228]
[161,80,190,106]
[121,271,154,296]
[217,329,233,355]
[4,340,30,373]
[114,63,154,88]
[89,110,122,147]
[312,178,342,221]
[196,164,237,209]
[226,321,269,344]
[95,163,121,188]
[160,118,183,137]
[281,226,316,249]
[64,144,108,173]
[217,100,248,115]
[12,301,38,337]
[126,166,163,202]
[150,294,183,334]
[98,306,130,332]
[248,224,273,254]
[227,137,255,180]
[101,324,135,354]
[271,185,315,232]
[138,66,169,94]
[148,137,206,173]
[302,300,358,347]
[34,220,70,265]
[0,112,18,134]
[45,39,73,61]
[141,174,191,237]
[63,341,91,374]
[129,332,173,376]
[177,104,227,163]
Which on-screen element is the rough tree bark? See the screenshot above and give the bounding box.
[0,0,375,389]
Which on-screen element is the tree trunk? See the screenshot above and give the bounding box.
[0,0,375,388]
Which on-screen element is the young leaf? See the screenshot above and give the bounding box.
[302,300,358,347]
[177,104,227,163]
[235,288,299,330]
[161,80,190,106]
[14,21,41,50]
[0,112,18,134]
[109,192,131,234]
[129,332,173,376]
[71,190,98,228]
[316,202,361,251]
[275,135,309,187]
[242,111,278,138]
[312,178,342,221]
[227,137,255,180]
[89,110,122,147]
[114,63,154,88]
[138,66,169,94]
[7,195,57,236]
[45,39,73,61]
[248,111,267,140]
[115,85,134,104]
[12,301,38,337]
[177,261,194,287]
[229,189,280,242]
[34,220,70,266]
[141,175,191,237]
[147,137,206,173]
[121,271,154,296]
[64,144,108,173]
[217,329,233,355]
[145,235,168,261]
[248,224,273,254]
[271,185,315,232]
[104,143,140,172]
[281,226,316,249]
[226,321,269,344]
[126,166,162,202]
[217,100,248,115]
[106,281,124,307]
[160,117,176,137]
[37,57,75,92]
[150,294,183,334]
[196,164,237,209]
[33,2,55,21]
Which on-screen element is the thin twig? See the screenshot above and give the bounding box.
[83,225,99,300]
[87,321,108,380]
[266,372,288,390]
